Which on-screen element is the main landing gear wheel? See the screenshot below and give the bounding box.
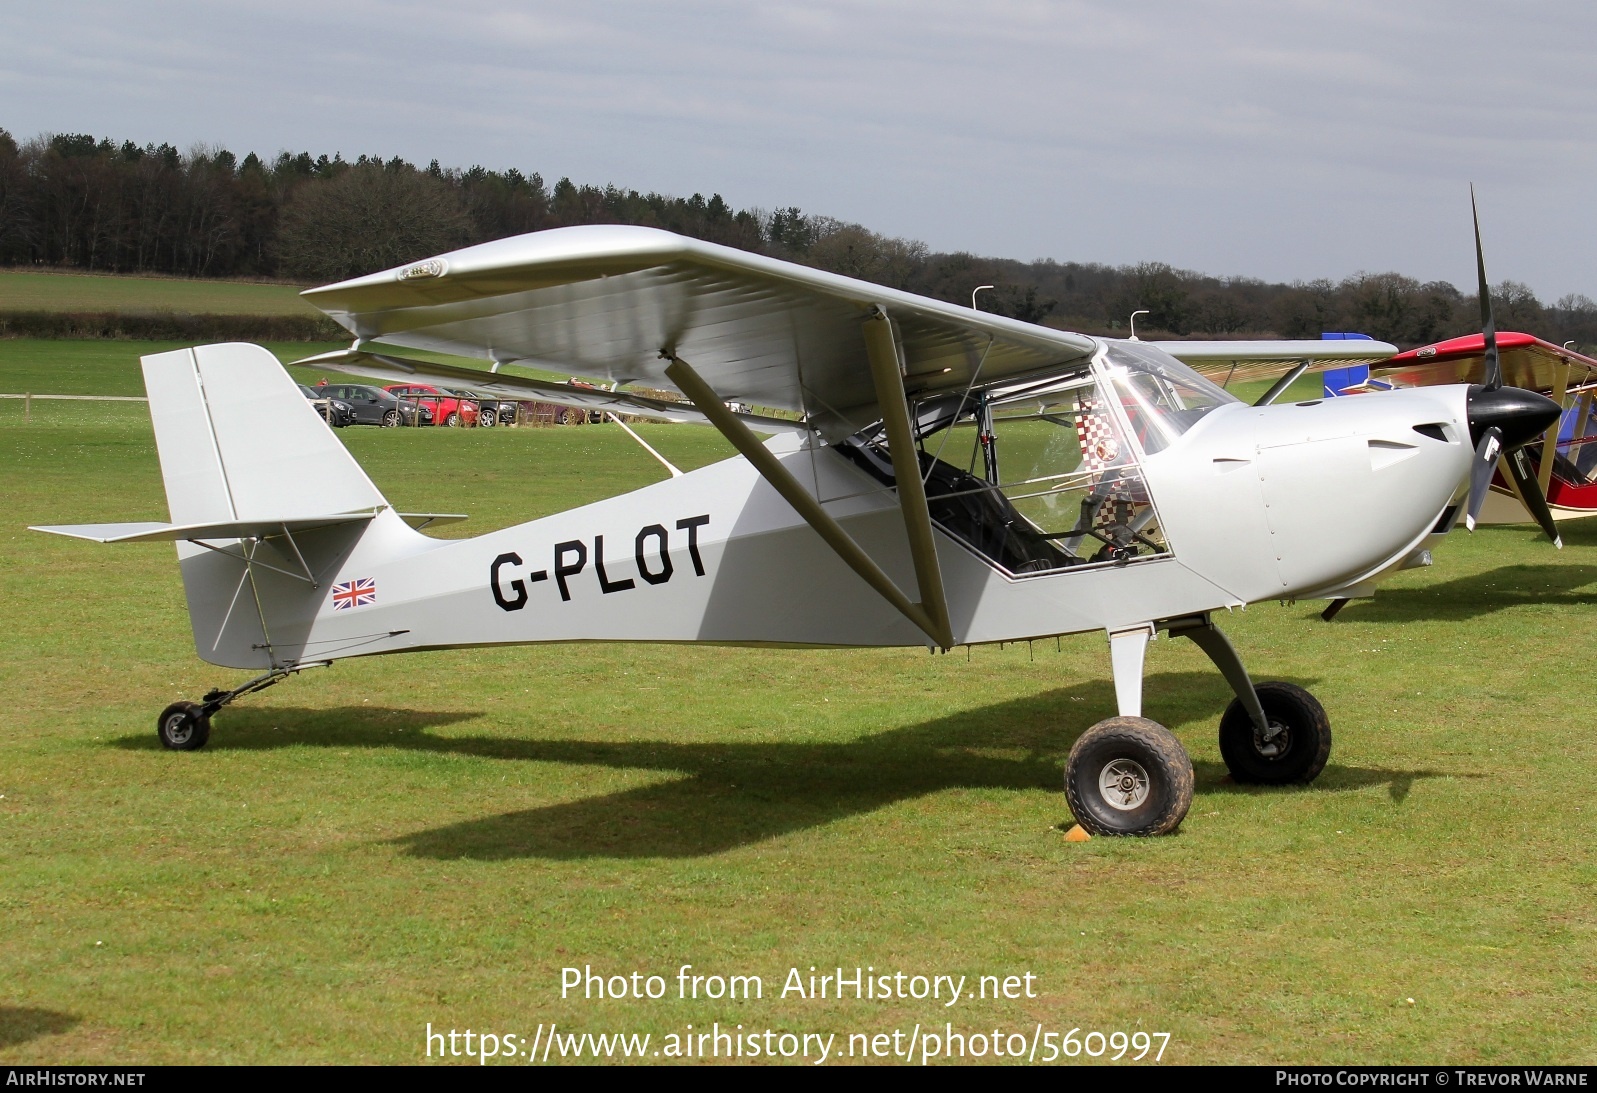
[1065,716,1194,836]
[157,702,211,751]
[1218,681,1331,785]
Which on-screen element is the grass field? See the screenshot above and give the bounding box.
[0,339,348,396]
[0,271,317,315]
[0,339,587,398]
[1,343,1594,1065]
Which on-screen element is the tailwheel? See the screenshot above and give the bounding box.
[157,702,211,751]
[1218,681,1331,785]
[1065,716,1194,836]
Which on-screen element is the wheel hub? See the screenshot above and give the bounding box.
[164,714,192,745]
[1098,758,1150,810]
[1255,722,1289,758]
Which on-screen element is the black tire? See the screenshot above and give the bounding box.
[1218,681,1331,785]
[157,702,211,751]
[479,412,496,428]
[381,409,402,428]
[445,412,461,427]
[1065,716,1194,836]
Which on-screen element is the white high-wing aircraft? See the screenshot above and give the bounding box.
[32,222,1560,836]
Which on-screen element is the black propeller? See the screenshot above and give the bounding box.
[1463,425,1501,531]
[1473,187,1502,393]
[1461,188,1563,547]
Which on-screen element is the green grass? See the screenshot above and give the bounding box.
[0,339,349,396]
[1,345,1595,1065]
[0,271,317,315]
[0,339,595,398]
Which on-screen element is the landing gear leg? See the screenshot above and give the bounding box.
[1064,625,1194,836]
[154,663,326,751]
[1166,614,1331,784]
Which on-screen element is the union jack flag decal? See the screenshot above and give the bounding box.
[332,577,376,610]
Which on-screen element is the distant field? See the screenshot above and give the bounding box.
[0,271,318,315]
[0,340,1593,1065]
[0,340,347,396]
[0,339,626,398]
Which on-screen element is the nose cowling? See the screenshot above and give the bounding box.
[1467,384,1562,450]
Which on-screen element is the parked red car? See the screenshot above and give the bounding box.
[383,384,480,427]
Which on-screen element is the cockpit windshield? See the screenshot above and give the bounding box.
[1098,341,1237,455]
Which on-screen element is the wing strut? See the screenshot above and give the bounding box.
[663,310,952,649]
[861,309,952,647]
[1538,357,1572,498]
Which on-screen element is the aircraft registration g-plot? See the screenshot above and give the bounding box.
[32,221,1561,836]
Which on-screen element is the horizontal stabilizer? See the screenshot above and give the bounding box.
[397,512,468,529]
[30,511,379,544]
[293,347,809,434]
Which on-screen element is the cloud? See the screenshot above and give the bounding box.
[2,0,1594,296]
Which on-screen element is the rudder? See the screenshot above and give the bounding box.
[142,343,388,522]
[141,343,410,669]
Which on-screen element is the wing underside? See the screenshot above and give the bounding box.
[295,347,809,434]
[300,226,1100,439]
[1152,339,1399,386]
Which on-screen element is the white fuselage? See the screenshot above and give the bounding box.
[186,380,1474,670]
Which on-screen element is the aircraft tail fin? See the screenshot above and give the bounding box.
[142,342,389,523]
[61,343,424,670]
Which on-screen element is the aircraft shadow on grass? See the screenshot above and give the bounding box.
[0,1006,79,1049]
[1332,563,1597,624]
[112,670,1455,860]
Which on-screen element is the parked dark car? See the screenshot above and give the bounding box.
[298,384,355,427]
[314,383,434,427]
[474,396,520,426]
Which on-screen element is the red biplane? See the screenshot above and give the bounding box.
[1325,332,1597,527]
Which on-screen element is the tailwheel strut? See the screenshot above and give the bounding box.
[155,662,329,751]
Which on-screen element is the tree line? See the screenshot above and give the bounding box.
[2,128,1593,349]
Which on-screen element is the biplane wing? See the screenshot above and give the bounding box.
[1372,332,1597,394]
[300,225,1099,441]
[1358,332,1597,522]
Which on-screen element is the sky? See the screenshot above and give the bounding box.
[3,0,1594,300]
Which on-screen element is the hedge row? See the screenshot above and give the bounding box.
[0,310,346,341]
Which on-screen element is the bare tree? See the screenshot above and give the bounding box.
[275,162,476,281]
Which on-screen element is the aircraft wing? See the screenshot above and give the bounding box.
[1150,339,1399,385]
[300,225,1099,440]
[1371,332,1597,394]
[292,347,809,434]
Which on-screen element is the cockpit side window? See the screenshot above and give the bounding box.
[841,364,1172,578]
